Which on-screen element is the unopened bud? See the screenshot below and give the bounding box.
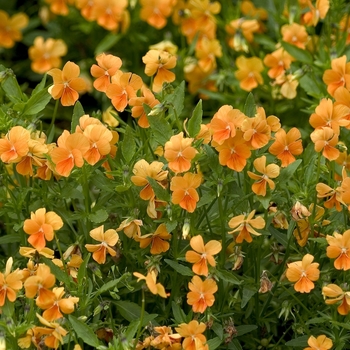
[182,219,190,239]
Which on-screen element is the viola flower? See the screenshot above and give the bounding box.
[23,208,63,250]
[164,132,198,173]
[268,127,303,167]
[0,258,23,307]
[264,47,294,79]
[85,225,119,264]
[302,0,330,26]
[134,223,171,255]
[340,15,350,45]
[116,218,143,239]
[94,0,128,31]
[322,284,350,315]
[316,182,343,211]
[19,246,55,259]
[48,61,87,106]
[235,55,264,91]
[326,230,350,270]
[75,0,99,21]
[131,159,168,200]
[187,275,218,313]
[281,23,309,49]
[310,127,339,161]
[0,10,28,48]
[90,53,122,92]
[151,326,182,349]
[286,254,320,293]
[44,0,75,15]
[150,40,178,55]
[226,18,260,50]
[334,87,350,125]
[275,73,299,99]
[304,335,333,350]
[142,49,177,92]
[195,37,222,73]
[106,71,143,112]
[323,55,350,96]
[140,0,176,29]
[175,320,208,350]
[0,126,30,163]
[247,155,280,196]
[228,210,265,243]
[185,235,222,276]
[170,172,202,213]
[133,270,167,298]
[337,167,350,206]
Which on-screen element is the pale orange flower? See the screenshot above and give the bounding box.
[48,61,87,106]
[326,230,350,271]
[247,155,280,196]
[286,254,320,293]
[170,172,202,213]
[226,18,260,51]
[268,127,303,167]
[0,258,23,307]
[19,246,55,260]
[263,47,294,79]
[195,37,222,73]
[281,23,309,49]
[133,270,167,298]
[85,225,119,264]
[235,55,264,91]
[0,10,28,48]
[228,210,265,243]
[187,275,218,313]
[116,218,143,239]
[302,0,330,26]
[151,326,182,349]
[142,49,177,92]
[340,15,350,45]
[140,0,176,29]
[90,53,122,92]
[23,208,64,250]
[75,0,99,21]
[185,235,221,276]
[334,87,350,127]
[134,223,171,255]
[94,0,128,31]
[175,320,208,350]
[304,335,333,350]
[323,55,350,96]
[49,130,90,177]
[45,0,75,15]
[131,159,168,200]
[322,284,350,315]
[29,37,67,74]
[0,126,30,163]
[106,71,143,112]
[150,40,178,55]
[310,126,339,161]
[276,73,299,99]
[316,182,343,211]
[164,132,198,173]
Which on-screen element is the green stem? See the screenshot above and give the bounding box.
[47,99,59,143]
[218,193,226,267]
[82,164,92,238]
[134,288,145,350]
[55,232,70,288]
[310,153,322,237]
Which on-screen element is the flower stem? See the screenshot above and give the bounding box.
[134,288,145,350]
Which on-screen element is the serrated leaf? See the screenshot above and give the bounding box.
[278,159,302,183]
[89,209,109,223]
[22,88,51,116]
[71,101,85,133]
[164,259,194,276]
[236,325,258,337]
[206,337,222,350]
[69,315,100,347]
[0,233,21,244]
[188,99,202,137]
[281,42,313,64]
[121,126,136,163]
[147,176,170,202]
[215,269,242,285]
[148,114,173,145]
[243,93,256,117]
[32,74,47,95]
[284,335,309,346]
[115,301,157,325]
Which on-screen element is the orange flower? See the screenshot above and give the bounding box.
[94,0,128,31]
[164,132,198,173]
[170,172,202,213]
[214,130,251,172]
[151,326,182,349]
[275,73,299,99]
[247,156,280,196]
[228,210,265,243]
[23,208,64,250]
[134,223,171,255]
[45,0,74,15]
[316,182,343,211]
[0,126,30,163]
[85,225,119,264]
[235,55,264,91]
[129,86,160,128]
[326,230,350,270]
[340,15,350,45]
[310,126,339,160]
[334,87,350,127]
[195,37,222,73]
[133,270,167,298]
[116,218,143,239]
[187,275,218,313]
[142,49,177,92]
[226,18,260,48]
[49,130,90,177]
[337,167,350,206]
[75,0,99,21]
[304,335,333,350]
[302,0,330,26]
[48,61,87,106]
[131,159,168,200]
[281,23,308,49]
[263,47,294,79]
[90,53,122,92]
[322,284,350,316]
[323,55,350,96]
[0,258,23,307]
[19,246,55,259]
[106,71,143,112]
[185,235,221,276]
[0,10,28,48]
[140,0,176,29]
[286,254,320,293]
[175,320,208,350]
[268,127,303,167]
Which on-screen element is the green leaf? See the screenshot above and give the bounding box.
[22,88,51,116]
[42,258,72,287]
[95,33,121,55]
[284,335,309,346]
[236,325,258,337]
[188,99,202,137]
[94,273,131,299]
[89,209,109,224]
[78,254,90,288]
[71,101,85,133]
[0,233,21,244]
[0,66,25,103]
[125,320,140,342]
[268,226,288,247]
[241,286,257,308]
[32,74,47,95]
[164,259,194,276]
[148,114,173,145]
[281,42,313,64]
[228,339,243,350]
[147,176,170,202]
[121,126,136,163]
[114,301,157,325]
[68,315,100,347]
[306,316,330,325]
[172,301,187,323]
[299,74,324,99]
[165,220,178,233]
[215,269,242,285]
[165,81,185,117]
[243,93,256,117]
[206,337,222,350]
[278,159,302,183]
